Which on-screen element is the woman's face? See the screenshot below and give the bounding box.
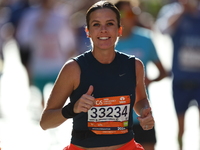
[87,8,121,50]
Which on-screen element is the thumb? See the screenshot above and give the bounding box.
[86,85,94,95]
[141,107,151,118]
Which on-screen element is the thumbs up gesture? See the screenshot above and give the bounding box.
[74,85,95,113]
[137,107,154,130]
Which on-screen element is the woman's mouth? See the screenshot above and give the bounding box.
[98,37,110,40]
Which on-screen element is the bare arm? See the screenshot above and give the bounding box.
[40,60,80,130]
[134,58,154,130]
[165,1,199,34]
[156,1,198,35]
[145,61,168,87]
[134,58,149,115]
[40,59,96,130]
[156,3,184,35]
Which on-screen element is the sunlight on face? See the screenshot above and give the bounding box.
[88,8,120,50]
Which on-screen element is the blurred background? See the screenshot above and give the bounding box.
[0,0,199,150]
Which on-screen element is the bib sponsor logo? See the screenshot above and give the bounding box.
[88,95,130,135]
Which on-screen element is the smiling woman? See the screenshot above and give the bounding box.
[39,1,154,150]
[86,8,121,53]
[85,3,122,55]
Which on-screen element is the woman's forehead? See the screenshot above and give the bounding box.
[89,8,117,22]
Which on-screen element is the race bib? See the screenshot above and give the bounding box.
[88,95,130,135]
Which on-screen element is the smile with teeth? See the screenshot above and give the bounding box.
[98,37,110,40]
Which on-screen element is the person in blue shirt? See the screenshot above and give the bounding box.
[115,1,168,150]
[156,0,200,149]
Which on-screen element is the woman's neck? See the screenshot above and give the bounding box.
[91,49,116,64]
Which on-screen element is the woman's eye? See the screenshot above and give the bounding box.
[107,22,114,26]
[93,23,100,27]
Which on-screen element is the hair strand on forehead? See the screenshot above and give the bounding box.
[86,0,121,29]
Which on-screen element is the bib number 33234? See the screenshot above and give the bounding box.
[87,95,130,135]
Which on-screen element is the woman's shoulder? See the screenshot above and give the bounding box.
[135,57,144,65]
[135,58,145,75]
[63,50,91,69]
[62,59,80,73]
[73,50,91,60]
[59,59,81,89]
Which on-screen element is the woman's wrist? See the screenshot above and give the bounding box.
[139,106,149,116]
[61,102,78,119]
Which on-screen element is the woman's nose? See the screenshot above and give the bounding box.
[100,25,107,33]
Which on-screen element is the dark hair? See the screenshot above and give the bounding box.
[86,1,121,29]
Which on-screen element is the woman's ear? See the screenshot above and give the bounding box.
[85,27,90,37]
[118,26,123,37]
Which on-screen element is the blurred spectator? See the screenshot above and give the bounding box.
[16,0,77,107]
[70,0,99,54]
[156,0,200,149]
[115,1,168,150]
[8,0,31,35]
[0,1,13,118]
[0,1,12,73]
[7,0,31,67]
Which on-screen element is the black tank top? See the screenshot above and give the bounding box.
[70,50,136,147]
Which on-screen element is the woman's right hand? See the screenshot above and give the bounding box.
[74,85,95,113]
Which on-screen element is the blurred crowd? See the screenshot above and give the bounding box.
[0,0,200,150]
[0,0,172,78]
